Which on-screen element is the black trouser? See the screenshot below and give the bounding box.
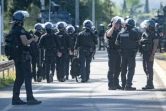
[45,50,56,82]
[56,53,68,80]
[121,50,136,88]
[13,55,34,101]
[107,48,121,87]
[31,55,37,81]
[98,38,105,50]
[79,49,92,81]
[37,49,44,79]
[45,56,56,82]
[66,54,69,78]
[143,53,154,86]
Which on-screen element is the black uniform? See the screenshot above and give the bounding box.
[117,28,139,89]
[12,25,35,101]
[106,29,121,89]
[75,29,98,82]
[29,31,42,81]
[141,31,159,88]
[66,33,76,80]
[55,31,70,81]
[33,31,43,81]
[98,29,105,50]
[39,33,60,83]
[69,34,76,60]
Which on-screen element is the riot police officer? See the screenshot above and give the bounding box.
[140,20,159,90]
[91,26,98,59]
[66,25,76,79]
[30,23,43,82]
[75,20,98,82]
[11,11,41,105]
[116,18,140,90]
[105,16,122,90]
[98,24,105,50]
[33,23,44,82]
[55,21,70,82]
[39,22,60,83]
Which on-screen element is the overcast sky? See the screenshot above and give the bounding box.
[111,0,166,10]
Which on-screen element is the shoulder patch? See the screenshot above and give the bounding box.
[21,29,26,33]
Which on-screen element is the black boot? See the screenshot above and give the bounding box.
[12,99,26,105]
[115,85,122,90]
[27,99,42,105]
[125,86,136,91]
[142,85,154,90]
[108,86,117,90]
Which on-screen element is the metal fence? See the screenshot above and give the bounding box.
[0,60,15,80]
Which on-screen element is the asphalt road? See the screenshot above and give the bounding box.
[0,51,166,111]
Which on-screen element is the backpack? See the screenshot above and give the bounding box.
[70,57,81,82]
[5,28,20,60]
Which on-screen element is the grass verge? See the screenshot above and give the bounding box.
[0,68,15,88]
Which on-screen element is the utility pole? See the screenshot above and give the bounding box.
[75,0,79,26]
[49,0,51,22]
[40,0,45,10]
[0,0,4,61]
[92,0,95,25]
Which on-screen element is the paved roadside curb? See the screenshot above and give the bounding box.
[154,59,166,87]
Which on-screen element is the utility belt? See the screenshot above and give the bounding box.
[141,44,152,53]
[120,49,137,57]
[80,46,94,53]
[107,46,119,50]
[60,46,68,54]
[45,48,57,57]
[20,51,31,62]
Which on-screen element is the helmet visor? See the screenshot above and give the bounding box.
[18,10,29,17]
[140,20,149,29]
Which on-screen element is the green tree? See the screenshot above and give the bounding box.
[101,0,115,23]
[120,0,143,17]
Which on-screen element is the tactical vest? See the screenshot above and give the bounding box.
[120,31,138,50]
[108,38,117,49]
[141,33,153,53]
[79,31,94,47]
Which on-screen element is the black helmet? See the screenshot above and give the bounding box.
[140,20,155,29]
[13,10,29,22]
[44,22,53,30]
[56,21,67,30]
[148,20,155,29]
[83,20,93,29]
[34,23,43,30]
[125,18,135,28]
[66,25,75,33]
[111,16,121,24]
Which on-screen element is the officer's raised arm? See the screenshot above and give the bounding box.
[20,28,35,46]
[106,17,121,37]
